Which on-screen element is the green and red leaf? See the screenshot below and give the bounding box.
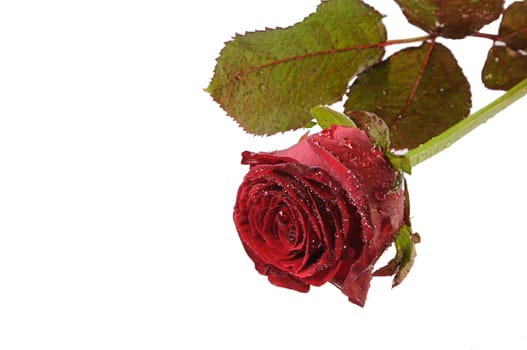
[394,0,504,39]
[344,42,471,149]
[483,1,527,90]
[483,46,527,90]
[499,0,527,49]
[206,0,386,135]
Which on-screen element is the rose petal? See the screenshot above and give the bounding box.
[267,266,310,293]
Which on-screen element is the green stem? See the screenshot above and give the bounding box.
[407,77,527,167]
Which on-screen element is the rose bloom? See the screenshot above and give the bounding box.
[233,125,405,306]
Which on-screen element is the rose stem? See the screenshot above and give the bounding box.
[406,76,527,167]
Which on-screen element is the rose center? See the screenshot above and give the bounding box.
[275,209,297,244]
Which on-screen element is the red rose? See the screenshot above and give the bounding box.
[233,125,405,306]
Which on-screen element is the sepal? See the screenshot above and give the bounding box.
[386,152,412,174]
[373,224,420,287]
[346,110,412,174]
[310,105,357,129]
[374,178,419,287]
[345,110,390,150]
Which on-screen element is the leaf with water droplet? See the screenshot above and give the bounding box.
[344,42,471,149]
[206,0,386,135]
[310,105,356,129]
[394,0,504,39]
[482,1,527,90]
[498,1,527,50]
[482,46,527,90]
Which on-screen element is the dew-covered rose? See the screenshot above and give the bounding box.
[233,125,405,306]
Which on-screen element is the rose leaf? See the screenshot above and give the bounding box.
[482,46,527,90]
[499,1,527,50]
[482,2,527,90]
[344,42,471,150]
[206,0,386,135]
[394,0,504,39]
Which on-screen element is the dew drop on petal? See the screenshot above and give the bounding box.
[374,191,386,202]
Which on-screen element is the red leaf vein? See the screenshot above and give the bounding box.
[399,41,436,116]
[231,35,432,85]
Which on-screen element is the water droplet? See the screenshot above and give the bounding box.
[342,139,354,148]
[374,191,386,201]
[434,20,445,28]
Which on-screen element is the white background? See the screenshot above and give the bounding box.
[1,1,526,349]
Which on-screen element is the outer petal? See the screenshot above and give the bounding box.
[267,266,310,293]
[241,240,311,293]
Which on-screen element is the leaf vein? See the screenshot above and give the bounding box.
[231,36,432,87]
[399,41,436,117]
[232,42,385,83]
